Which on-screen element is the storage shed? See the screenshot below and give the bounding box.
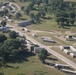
[42,37,56,43]
[63,50,76,54]
[55,64,70,69]
[27,44,39,52]
[18,20,32,27]
[61,69,76,74]
[70,53,76,58]
[59,46,70,51]
[34,47,43,53]
[66,35,73,41]
[63,49,70,54]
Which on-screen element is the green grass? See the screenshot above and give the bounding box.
[26,20,75,32]
[0,54,69,75]
[27,32,75,46]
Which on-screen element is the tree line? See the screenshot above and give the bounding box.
[7,0,76,26]
[20,0,76,25]
[0,31,27,67]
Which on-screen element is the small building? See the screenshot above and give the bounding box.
[42,37,56,43]
[7,19,12,22]
[0,26,10,33]
[27,44,39,52]
[66,35,72,39]
[62,46,70,49]
[61,69,76,74]
[26,40,30,44]
[59,46,70,51]
[3,16,9,19]
[19,38,26,44]
[18,20,32,27]
[1,6,6,9]
[55,64,70,69]
[59,46,64,51]
[70,53,76,58]
[0,9,4,12]
[0,26,6,30]
[34,47,43,53]
[63,49,69,54]
[2,28,10,33]
[16,32,19,36]
[32,34,37,37]
[3,2,9,6]
[63,49,75,54]
[66,35,73,41]
[23,28,30,32]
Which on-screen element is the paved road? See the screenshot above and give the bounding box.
[6,24,76,69]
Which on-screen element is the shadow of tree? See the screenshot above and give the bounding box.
[47,57,58,61]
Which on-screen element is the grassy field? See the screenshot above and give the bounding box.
[27,32,75,46]
[0,54,69,75]
[28,32,63,46]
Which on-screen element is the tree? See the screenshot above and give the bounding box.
[4,9,8,15]
[41,11,46,18]
[0,39,22,62]
[39,53,46,63]
[30,13,35,19]
[21,6,25,10]
[30,13,35,23]
[7,14,12,18]
[0,34,7,43]
[56,17,67,27]
[25,9,30,15]
[37,0,41,7]
[69,12,76,19]
[34,13,41,23]
[42,0,48,5]
[38,49,48,63]
[15,12,22,19]
[56,12,69,19]
[40,49,48,56]
[69,18,75,25]
[27,3,34,10]
[9,31,17,39]
[70,2,76,12]
[1,20,7,27]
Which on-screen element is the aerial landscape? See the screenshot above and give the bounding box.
[0,0,76,75]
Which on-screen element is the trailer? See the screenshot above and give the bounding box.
[70,53,76,58]
[61,69,76,74]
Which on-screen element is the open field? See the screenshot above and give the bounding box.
[0,54,69,75]
[27,32,64,46]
